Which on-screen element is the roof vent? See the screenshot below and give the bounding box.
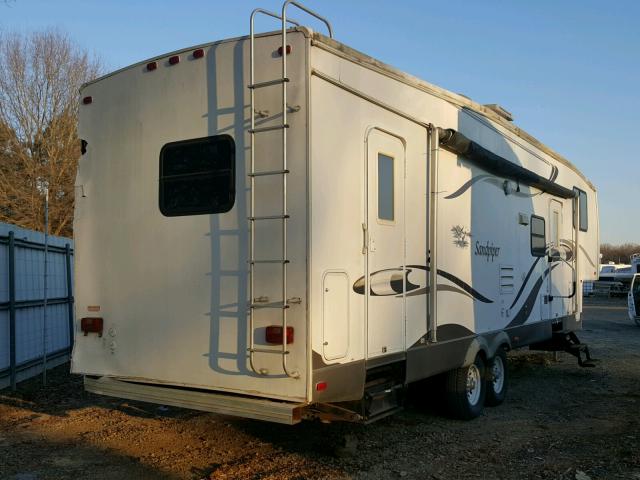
[484,104,513,122]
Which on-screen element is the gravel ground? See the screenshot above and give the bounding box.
[1,302,639,480]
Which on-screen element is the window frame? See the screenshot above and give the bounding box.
[158,134,235,217]
[530,214,546,257]
[573,187,588,232]
[376,151,396,224]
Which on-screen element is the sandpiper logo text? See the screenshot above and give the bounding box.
[475,241,500,262]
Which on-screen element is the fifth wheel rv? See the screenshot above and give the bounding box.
[71,1,599,423]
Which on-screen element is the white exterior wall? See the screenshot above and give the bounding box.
[73,31,310,401]
[309,38,598,366]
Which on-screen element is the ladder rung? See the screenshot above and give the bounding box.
[248,169,289,177]
[250,302,290,309]
[249,124,289,134]
[248,348,290,355]
[250,259,290,264]
[248,77,289,89]
[248,215,290,221]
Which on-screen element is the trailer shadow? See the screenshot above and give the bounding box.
[0,432,179,480]
[204,40,252,377]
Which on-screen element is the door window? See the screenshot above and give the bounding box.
[530,215,546,257]
[551,210,559,248]
[377,153,394,222]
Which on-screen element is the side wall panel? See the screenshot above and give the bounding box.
[310,44,598,381]
[309,76,427,376]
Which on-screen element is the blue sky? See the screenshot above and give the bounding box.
[2,0,638,244]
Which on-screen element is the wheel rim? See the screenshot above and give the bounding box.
[491,356,505,394]
[466,364,482,406]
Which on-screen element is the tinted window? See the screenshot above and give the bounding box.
[159,135,235,216]
[378,153,394,221]
[531,215,546,257]
[573,187,588,232]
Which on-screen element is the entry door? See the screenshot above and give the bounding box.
[365,129,405,358]
[548,199,565,319]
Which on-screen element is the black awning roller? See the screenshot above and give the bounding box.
[438,128,576,199]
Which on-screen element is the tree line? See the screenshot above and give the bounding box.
[600,243,640,265]
[0,30,100,237]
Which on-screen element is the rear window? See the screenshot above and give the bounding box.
[159,135,235,216]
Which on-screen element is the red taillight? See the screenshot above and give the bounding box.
[193,48,204,59]
[81,317,103,337]
[146,61,158,71]
[277,45,292,56]
[265,326,294,344]
[169,55,180,65]
[316,381,327,392]
[82,96,92,105]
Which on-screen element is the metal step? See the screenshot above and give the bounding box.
[250,302,290,309]
[248,348,290,355]
[248,169,289,177]
[250,259,290,264]
[249,124,289,134]
[248,214,289,221]
[364,383,404,422]
[530,331,599,368]
[248,77,289,89]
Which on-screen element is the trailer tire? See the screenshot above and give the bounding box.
[444,354,486,420]
[485,349,508,407]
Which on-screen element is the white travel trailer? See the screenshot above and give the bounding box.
[72,1,599,423]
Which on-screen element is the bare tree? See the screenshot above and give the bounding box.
[600,243,640,264]
[0,30,101,236]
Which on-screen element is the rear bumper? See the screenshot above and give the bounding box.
[85,376,307,424]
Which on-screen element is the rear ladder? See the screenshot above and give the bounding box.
[247,2,333,378]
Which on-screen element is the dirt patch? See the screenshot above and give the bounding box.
[1,302,639,480]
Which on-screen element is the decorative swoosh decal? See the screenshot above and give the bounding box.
[434,268,493,303]
[510,240,576,311]
[444,174,493,199]
[352,265,493,303]
[404,284,474,300]
[353,267,421,296]
[509,257,541,309]
[580,245,596,268]
[506,264,558,328]
[560,238,595,268]
[550,243,573,262]
[444,164,559,199]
